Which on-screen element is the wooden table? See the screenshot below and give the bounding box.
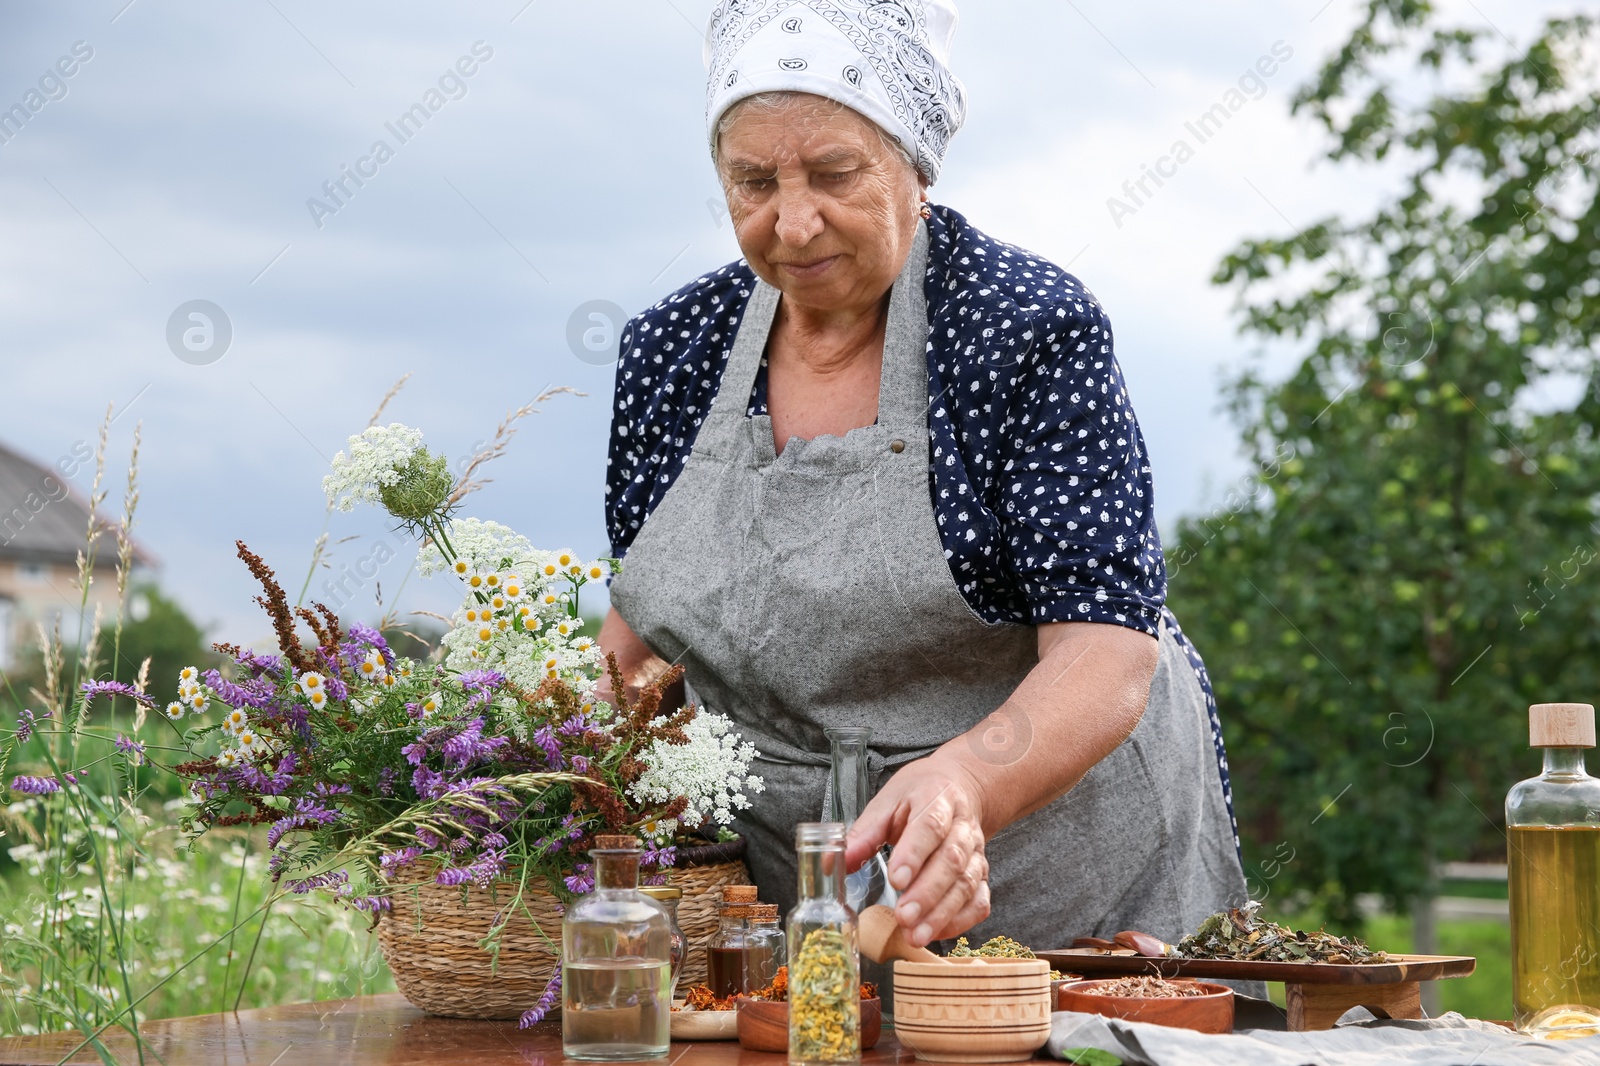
[0,995,925,1066]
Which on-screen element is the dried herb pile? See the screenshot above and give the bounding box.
[1085,976,1209,999]
[948,935,1039,959]
[789,929,860,1063]
[1175,904,1389,964]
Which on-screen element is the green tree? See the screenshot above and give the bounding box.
[1169,1,1600,929]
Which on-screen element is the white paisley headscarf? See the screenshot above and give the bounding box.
[703,0,968,184]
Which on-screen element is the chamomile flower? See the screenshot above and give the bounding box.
[541,592,561,607]
[467,572,486,590]
[484,572,501,589]
[495,617,513,633]
[464,608,480,623]
[574,637,595,654]
[178,681,199,701]
[236,731,259,755]
[518,605,537,626]
[452,559,471,578]
[503,576,524,600]
[381,672,399,689]
[419,693,442,717]
[556,550,575,570]
[584,562,607,583]
[541,652,562,679]
[397,663,412,679]
[223,709,247,735]
[477,626,494,643]
[178,666,199,685]
[189,692,209,714]
[555,619,575,638]
[307,689,328,710]
[217,751,239,769]
[357,649,387,682]
[164,701,185,722]
[298,672,325,697]
[540,561,560,579]
[490,594,507,611]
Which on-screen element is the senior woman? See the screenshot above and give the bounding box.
[599,0,1246,955]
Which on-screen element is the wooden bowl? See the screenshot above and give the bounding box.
[734,996,882,1053]
[894,958,1053,1063]
[1056,978,1235,1034]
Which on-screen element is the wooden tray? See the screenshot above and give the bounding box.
[1038,950,1476,1032]
[1038,949,1475,985]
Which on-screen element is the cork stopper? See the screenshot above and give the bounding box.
[1531,704,1596,748]
[721,903,758,919]
[722,885,759,903]
[750,904,779,922]
[591,834,641,850]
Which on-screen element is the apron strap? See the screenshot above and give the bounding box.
[702,220,932,442]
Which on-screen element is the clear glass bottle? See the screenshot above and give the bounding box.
[638,886,685,1002]
[1508,703,1600,1038]
[562,835,672,1060]
[707,886,762,999]
[788,822,860,1066]
[747,904,786,991]
[826,727,896,913]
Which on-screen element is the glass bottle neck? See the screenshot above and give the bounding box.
[828,728,872,826]
[1543,748,1590,778]
[797,843,848,905]
[593,851,641,890]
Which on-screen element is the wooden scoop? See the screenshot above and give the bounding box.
[858,905,947,965]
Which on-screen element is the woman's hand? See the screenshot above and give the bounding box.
[845,754,992,948]
[843,621,1160,950]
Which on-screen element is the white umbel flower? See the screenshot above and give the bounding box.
[628,711,764,830]
[322,423,427,512]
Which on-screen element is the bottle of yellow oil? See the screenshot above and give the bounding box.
[1508,702,1600,1038]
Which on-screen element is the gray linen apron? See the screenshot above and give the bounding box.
[610,220,1248,957]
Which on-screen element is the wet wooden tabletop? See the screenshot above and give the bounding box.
[0,995,925,1066]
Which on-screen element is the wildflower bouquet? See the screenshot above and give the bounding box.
[103,423,762,922]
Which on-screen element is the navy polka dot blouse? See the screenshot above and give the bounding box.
[606,203,1167,636]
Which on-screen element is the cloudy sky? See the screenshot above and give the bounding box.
[0,0,1570,646]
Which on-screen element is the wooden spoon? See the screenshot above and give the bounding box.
[858,905,947,965]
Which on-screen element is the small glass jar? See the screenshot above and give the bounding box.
[788,823,860,1066]
[562,835,672,1060]
[707,885,761,998]
[639,886,685,1001]
[747,904,786,991]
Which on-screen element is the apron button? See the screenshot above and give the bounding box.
[890,438,906,454]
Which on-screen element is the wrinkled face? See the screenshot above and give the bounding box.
[717,93,925,317]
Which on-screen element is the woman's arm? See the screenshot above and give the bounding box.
[845,620,1158,948]
[595,607,684,709]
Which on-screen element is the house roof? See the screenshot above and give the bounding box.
[0,439,155,568]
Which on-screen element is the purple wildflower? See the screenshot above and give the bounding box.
[449,835,474,856]
[414,827,443,850]
[563,863,594,895]
[469,849,507,885]
[10,775,61,795]
[377,767,397,796]
[570,754,590,774]
[480,832,508,850]
[556,714,593,738]
[518,970,562,1029]
[440,718,508,771]
[379,847,423,876]
[411,766,446,799]
[267,798,341,848]
[435,866,473,886]
[285,869,349,894]
[80,680,155,707]
[343,622,392,664]
[114,734,147,766]
[203,669,277,709]
[14,708,44,744]
[351,895,393,913]
[530,725,565,770]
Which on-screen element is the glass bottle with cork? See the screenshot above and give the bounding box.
[1508,702,1600,1038]
[788,822,860,1066]
[562,834,672,1060]
[707,885,767,998]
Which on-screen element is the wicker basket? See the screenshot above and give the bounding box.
[376,837,751,1019]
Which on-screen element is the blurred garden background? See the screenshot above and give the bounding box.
[4,0,1600,1035]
